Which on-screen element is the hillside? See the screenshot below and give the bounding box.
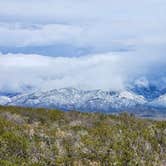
[0,105,166,166]
[1,88,166,119]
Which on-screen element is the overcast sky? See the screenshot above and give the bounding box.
[0,0,166,93]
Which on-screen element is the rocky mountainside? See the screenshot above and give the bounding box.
[0,85,165,118]
[4,88,146,111]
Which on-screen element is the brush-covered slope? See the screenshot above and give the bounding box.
[0,106,166,166]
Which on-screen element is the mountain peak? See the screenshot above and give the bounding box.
[0,87,165,118]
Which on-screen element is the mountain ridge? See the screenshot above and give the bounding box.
[0,87,166,118]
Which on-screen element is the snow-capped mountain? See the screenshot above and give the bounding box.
[131,85,166,101]
[0,83,166,118]
[129,77,166,100]
[150,94,166,108]
[3,88,147,112]
[0,96,11,105]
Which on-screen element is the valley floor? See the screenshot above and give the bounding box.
[0,105,166,166]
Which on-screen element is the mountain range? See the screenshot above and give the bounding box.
[0,82,166,119]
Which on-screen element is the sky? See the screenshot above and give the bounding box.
[0,0,166,93]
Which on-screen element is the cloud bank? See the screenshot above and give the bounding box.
[0,0,166,55]
[0,53,165,93]
[0,0,165,93]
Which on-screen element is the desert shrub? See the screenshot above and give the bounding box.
[0,131,29,158]
[0,105,165,165]
[0,160,18,166]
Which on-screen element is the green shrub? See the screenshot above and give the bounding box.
[0,105,165,165]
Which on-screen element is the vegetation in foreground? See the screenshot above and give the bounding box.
[0,105,165,166]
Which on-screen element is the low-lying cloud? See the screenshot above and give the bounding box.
[0,52,165,93]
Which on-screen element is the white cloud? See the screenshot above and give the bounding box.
[0,23,83,47]
[0,52,165,93]
[0,0,165,23]
[0,0,165,51]
[0,0,165,93]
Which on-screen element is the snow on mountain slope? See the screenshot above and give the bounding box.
[151,94,166,108]
[6,88,147,112]
[130,77,166,100]
[0,96,11,105]
[0,85,165,116]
